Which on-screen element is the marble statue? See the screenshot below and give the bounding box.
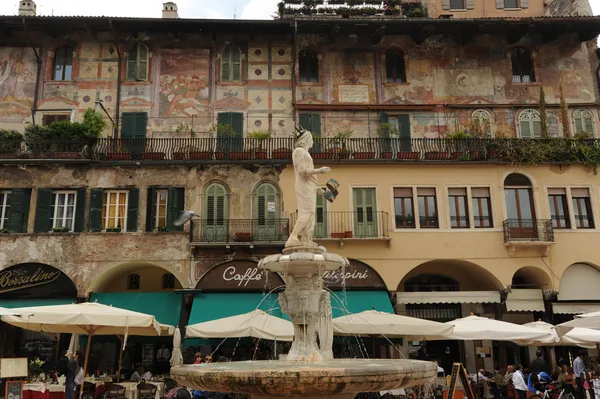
[285,129,331,248]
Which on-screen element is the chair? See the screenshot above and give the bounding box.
[104,383,126,399]
[137,382,158,399]
[82,382,97,399]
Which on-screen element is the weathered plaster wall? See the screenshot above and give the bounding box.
[428,0,546,18]
[0,164,283,294]
[0,47,37,129]
[545,0,593,16]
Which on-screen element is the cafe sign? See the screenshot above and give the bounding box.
[323,260,387,290]
[196,260,285,291]
[0,263,77,300]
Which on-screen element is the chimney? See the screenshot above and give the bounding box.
[162,2,179,18]
[18,0,37,16]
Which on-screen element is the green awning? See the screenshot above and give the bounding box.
[90,292,182,326]
[329,291,394,318]
[188,292,282,325]
[0,299,75,308]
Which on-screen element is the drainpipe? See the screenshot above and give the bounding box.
[23,18,42,126]
[291,19,298,125]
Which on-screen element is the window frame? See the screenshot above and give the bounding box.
[0,190,10,229]
[571,188,595,229]
[471,109,493,137]
[221,44,243,82]
[53,47,73,81]
[126,42,149,82]
[448,188,469,229]
[385,50,407,84]
[162,273,175,289]
[518,109,542,139]
[393,188,415,229]
[417,188,439,229]
[102,190,129,231]
[127,273,140,290]
[299,49,319,83]
[504,0,520,8]
[573,109,595,136]
[50,190,77,232]
[449,0,466,9]
[511,47,535,83]
[547,188,570,229]
[154,189,168,230]
[42,114,71,126]
[471,187,494,228]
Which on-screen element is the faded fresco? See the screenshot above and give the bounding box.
[159,49,210,117]
[0,48,36,121]
[328,52,376,104]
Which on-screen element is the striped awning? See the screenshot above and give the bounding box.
[553,303,600,315]
[396,291,500,305]
[506,289,545,312]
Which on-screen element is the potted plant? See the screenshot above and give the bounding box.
[310,135,332,160]
[445,131,472,159]
[29,357,45,379]
[51,227,70,233]
[377,123,397,159]
[106,226,122,232]
[108,147,133,161]
[248,130,272,160]
[331,130,353,159]
[157,226,168,232]
[0,129,23,159]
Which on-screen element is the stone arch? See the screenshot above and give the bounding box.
[501,170,538,188]
[511,266,553,289]
[0,262,77,300]
[558,262,600,301]
[396,259,504,292]
[86,261,186,294]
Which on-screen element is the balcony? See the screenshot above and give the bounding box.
[1,138,599,166]
[502,219,555,256]
[290,210,391,248]
[189,218,289,247]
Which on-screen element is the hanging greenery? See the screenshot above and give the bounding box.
[539,86,548,138]
[559,82,572,138]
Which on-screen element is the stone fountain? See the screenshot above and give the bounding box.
[170,128,437,399]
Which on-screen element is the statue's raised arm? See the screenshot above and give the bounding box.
[285,128,331,249]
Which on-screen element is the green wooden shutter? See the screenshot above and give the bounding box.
[146,187,156,232]
[205,184,227,221]
[519,120,532,138]
[299,113,310,132]
[34,188,53,233]
[127,188,139,232]
[230,113,244,138]
[255,184,277,221]
[88,189,104,232]
[221,47,231,82]
[575,117,584,134]
[8,189,31,233]
[137,43,149,81]
[311,114,321,137]
[74,188,86,232]
[167,187,185,232]
[398,114,411,151]
[217,113,231,137]
[126,46,138,80]
[380,112,389,125]
[584,117,594,134]
[121,113,135,138]
[133,112,148,138]
[232,48,242,82]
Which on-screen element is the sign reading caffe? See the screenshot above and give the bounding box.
[195,259,385,292]
[0,263,77,300]
[196,260,285,292]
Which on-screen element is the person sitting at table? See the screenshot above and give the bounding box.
[130,367,144,382]
[141,369,152,381]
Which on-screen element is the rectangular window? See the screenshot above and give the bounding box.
[571,188,594,229]
[548,188,570,229]
[471,187,493,228]
[53,47,73,81]
[448,188,469,228]
[42,114,70,126]
[504,0,519,7]
[154,189,168,229]
[417,188,438,228]
[0,191,10,229]
[394,188,415,229]
[450,0,465,8]
[50,191,77,231]
[102,191,129,231]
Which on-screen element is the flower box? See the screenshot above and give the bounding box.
[312,152,332,160]
[273,149,293,159]
[173,152,187,160]
[381,151,393,159]
[331,232,345,239]
[450,152,464,160]
[230,151,252,160]
[235,232,252,241]
[397,151,420,160]
[0,153,19,159]
[214,152,227,160]
[424,152,450,160]
[142,152,166,160]
[189,151,213,160]
[253,150,268,160]
[108,153,132,161]
[345,231,353,238]
[353,151,375,159]
[55,151,81,159]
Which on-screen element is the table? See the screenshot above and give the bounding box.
[93,381,164,399]
[23,383,68,399]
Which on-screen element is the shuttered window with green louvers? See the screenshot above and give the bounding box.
[221,45,242,82]
[1,189,31,233]
[126,42,149,81]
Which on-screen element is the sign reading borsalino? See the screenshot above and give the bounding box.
[0,263,77,299]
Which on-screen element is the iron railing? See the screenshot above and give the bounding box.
[502,219,554,243]
[290,210,390,239]
[2,138,600,163]
[189,218,289,244]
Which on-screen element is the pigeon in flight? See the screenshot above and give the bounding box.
[174,211,197,226]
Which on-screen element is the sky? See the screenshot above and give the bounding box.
[0,0,598,21]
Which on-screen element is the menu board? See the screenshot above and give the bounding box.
[5,380,23,399]
[0,358,28,378]
[447,363,475,399]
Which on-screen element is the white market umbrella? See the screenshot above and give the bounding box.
[557,311,600,335]
[428,315,551,341]
[516,321,598,348]
[2,302,161,398]
[170,327,184,367]
[0,306,32,316]
[333,310,454,338]
[186,309,294,341]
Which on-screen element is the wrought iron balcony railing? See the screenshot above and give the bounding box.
[290,210,390,240]
[502,219,554,243]
[2,137,600,164]
[189,218,289,244]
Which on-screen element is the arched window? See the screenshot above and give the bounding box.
[162,273,175,289]
[299,49,319,83]
[221,45,242,82]
[404,274,460,292]
[504,173,536,237]
[511,47,535,83]
[204,183,228,224]
[126,42,149,81]
[127,274,140,290]
[518,109,541,138]
[471,109,493,137]
[254,183,280,241]
[573,109,594,136]
[385,50,406,83]
[53,47,73,81]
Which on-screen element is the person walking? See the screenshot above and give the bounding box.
[530,351,547,374]
[512,364,528,399]
[66,351,80,399]
[573,350,587,399]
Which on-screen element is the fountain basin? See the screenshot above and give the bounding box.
[171,359,437,399]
